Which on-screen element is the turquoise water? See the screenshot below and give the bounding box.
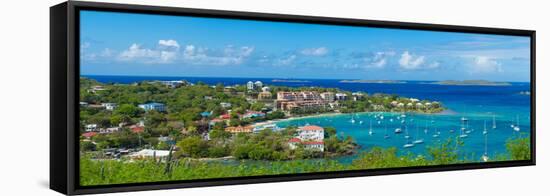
[276,110,530,163]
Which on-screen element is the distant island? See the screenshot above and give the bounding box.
[429,80,511,86]
[271,79,311,83]
[339,80,406,84]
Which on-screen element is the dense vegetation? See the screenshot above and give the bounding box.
[79,77,440,155]
[80,136,530,186]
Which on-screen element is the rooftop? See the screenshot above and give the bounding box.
[300,125,324,131]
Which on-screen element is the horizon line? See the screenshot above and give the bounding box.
[80,74,532,83]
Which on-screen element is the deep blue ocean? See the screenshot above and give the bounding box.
[84,75,531,162]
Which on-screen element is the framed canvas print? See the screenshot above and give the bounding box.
[50,1,535,195]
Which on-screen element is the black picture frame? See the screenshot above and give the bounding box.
[50,1,536,195]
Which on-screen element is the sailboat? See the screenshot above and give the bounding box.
[459,116,468,138]
[368,120,374,136]
[413,123,424,144]
[493,114,497,129]
[513,115,521,132]
[481,129,489,162]
[403,140,415,148]
[483,120,488,135]
[350,114,356,124]
[394,127,403,134]
[403,128,415,148]
[432,127,440,138]
[465,121,472,134]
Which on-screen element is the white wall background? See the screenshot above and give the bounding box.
[0,0,546,195]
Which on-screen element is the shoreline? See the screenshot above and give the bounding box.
[252,110,448,128]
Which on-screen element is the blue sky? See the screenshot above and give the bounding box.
[80,10,531,82]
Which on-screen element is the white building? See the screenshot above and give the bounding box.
[303,141,324,152]
[101,103,118,111]
[254,81,263,88]
[320,92,335,101]
[85,124,97,132]
[100,127,120,134]
[288,138,324,152]
[129,149,171,160]
[138,102,166,112]
[253,123,282,133]
[297,125,324,141]
[335,93,348,101]
[261,86,271,92]
[220,102,232,108]
[247,81,254,90]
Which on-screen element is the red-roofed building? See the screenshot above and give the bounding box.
[220,114,231,119]
[288,138,301,143]
[209,118,226,126]
[297,125,324,141]
[130,126,145,134]
[82,132,98,138]
[300,125,324,131]
[287,138,324,151]
[303,141,324,151]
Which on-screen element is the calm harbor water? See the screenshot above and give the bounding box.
[85,75,532,162]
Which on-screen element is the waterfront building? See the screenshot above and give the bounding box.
[130,149,171,160]
[288,138,302,150]
[287,138,324,151]
[302,141,325,152]
[261,86,271,92]
[297,125,324,141]
[275,91,328,111]
[138,102,166,112]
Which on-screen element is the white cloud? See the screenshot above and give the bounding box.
[118,44,160,62]
[365,52,394,68]
[158,39,180,49]
[278,55,297,65]
[100,48,114,57]
[114,40,254,65]
[426,62,440,69]
[301,47,328,56]
[470,56,503,73]
[182,45,254,65]
[399,51,425,70]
